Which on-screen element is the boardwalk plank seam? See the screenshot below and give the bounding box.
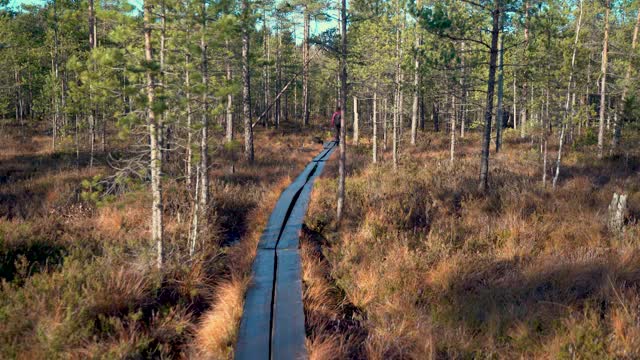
[236,142,336,360]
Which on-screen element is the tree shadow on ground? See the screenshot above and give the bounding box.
[429,252,640,348]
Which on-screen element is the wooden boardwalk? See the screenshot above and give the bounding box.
[235,141,337,360]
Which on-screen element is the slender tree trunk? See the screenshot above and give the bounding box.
[460,41,466,138]
[383,97,388,151]
[420,94,425,131]
[185,53,193,188]
[542,139,548,186]
[101,112,106,152]
[597,0,610,159]
[411,15,420,146]
[450,90,456,163]
[294,79,298,120]
[353,96,359,145]
[226,40,234,142]
[513,74,517,130]
[553,0,583,189]
[336,0,347,222]
[144,0,164,269]
[393,1,402,170]
[495,20,505,153]
[613,6,640,150]
[275,28,282,129]
[242,0,254,163]
[303,10,310,126]
[373,86,378,163]
[479,1,501,193]
[52,0,60,151]
[198,0,210,239]
[433,102,439,132]
[158,0,166,161]
[262,9,270,127]
[520,0,529,139]
[75,114,79,163]
[88,0,97,168]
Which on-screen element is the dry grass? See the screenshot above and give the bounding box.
[0,122,328,358]
[194,278,248,359]
[304,128,640,358]
[190,125,326,359]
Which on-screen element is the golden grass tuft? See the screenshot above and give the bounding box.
[193,278,248,359]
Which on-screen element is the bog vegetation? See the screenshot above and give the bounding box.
[1,0,640,358]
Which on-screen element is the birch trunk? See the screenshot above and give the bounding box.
[353,96,359,145]
[411,19,420,146]
[553,0,582,189]
[226,40,233,142]
[513,74,517,130]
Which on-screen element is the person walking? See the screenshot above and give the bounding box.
[331,106,342,144]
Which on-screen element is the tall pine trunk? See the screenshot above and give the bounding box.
[242,0,254,163]
[191,0,210,256]
[88,0,96,168]
[597,0,610,159]
[262,10,270,127]
[393,0,402,169]
[495,20,505,153]
[520,0,529,139]
[303,11,310,126]
[337,0,347,223]
[479,1,501,192]
[144,0,164,269]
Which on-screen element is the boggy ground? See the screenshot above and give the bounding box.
[0,120,328,358]
[303,128,640,359]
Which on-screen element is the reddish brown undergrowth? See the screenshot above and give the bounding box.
[305,128,640,359]
[0,122,327,359]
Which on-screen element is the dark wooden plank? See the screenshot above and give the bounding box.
[271,249,307,360]
[258,162,317,249]
[278,145,335,250]
[312,146,332,162]
[276,183,313,250]
[235,248,275,360]
[236,143,336,360]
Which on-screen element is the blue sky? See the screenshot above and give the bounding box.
[6,0,338,42]
[7,0,44,9]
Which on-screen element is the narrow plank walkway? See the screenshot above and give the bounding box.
[236,141,337,360]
